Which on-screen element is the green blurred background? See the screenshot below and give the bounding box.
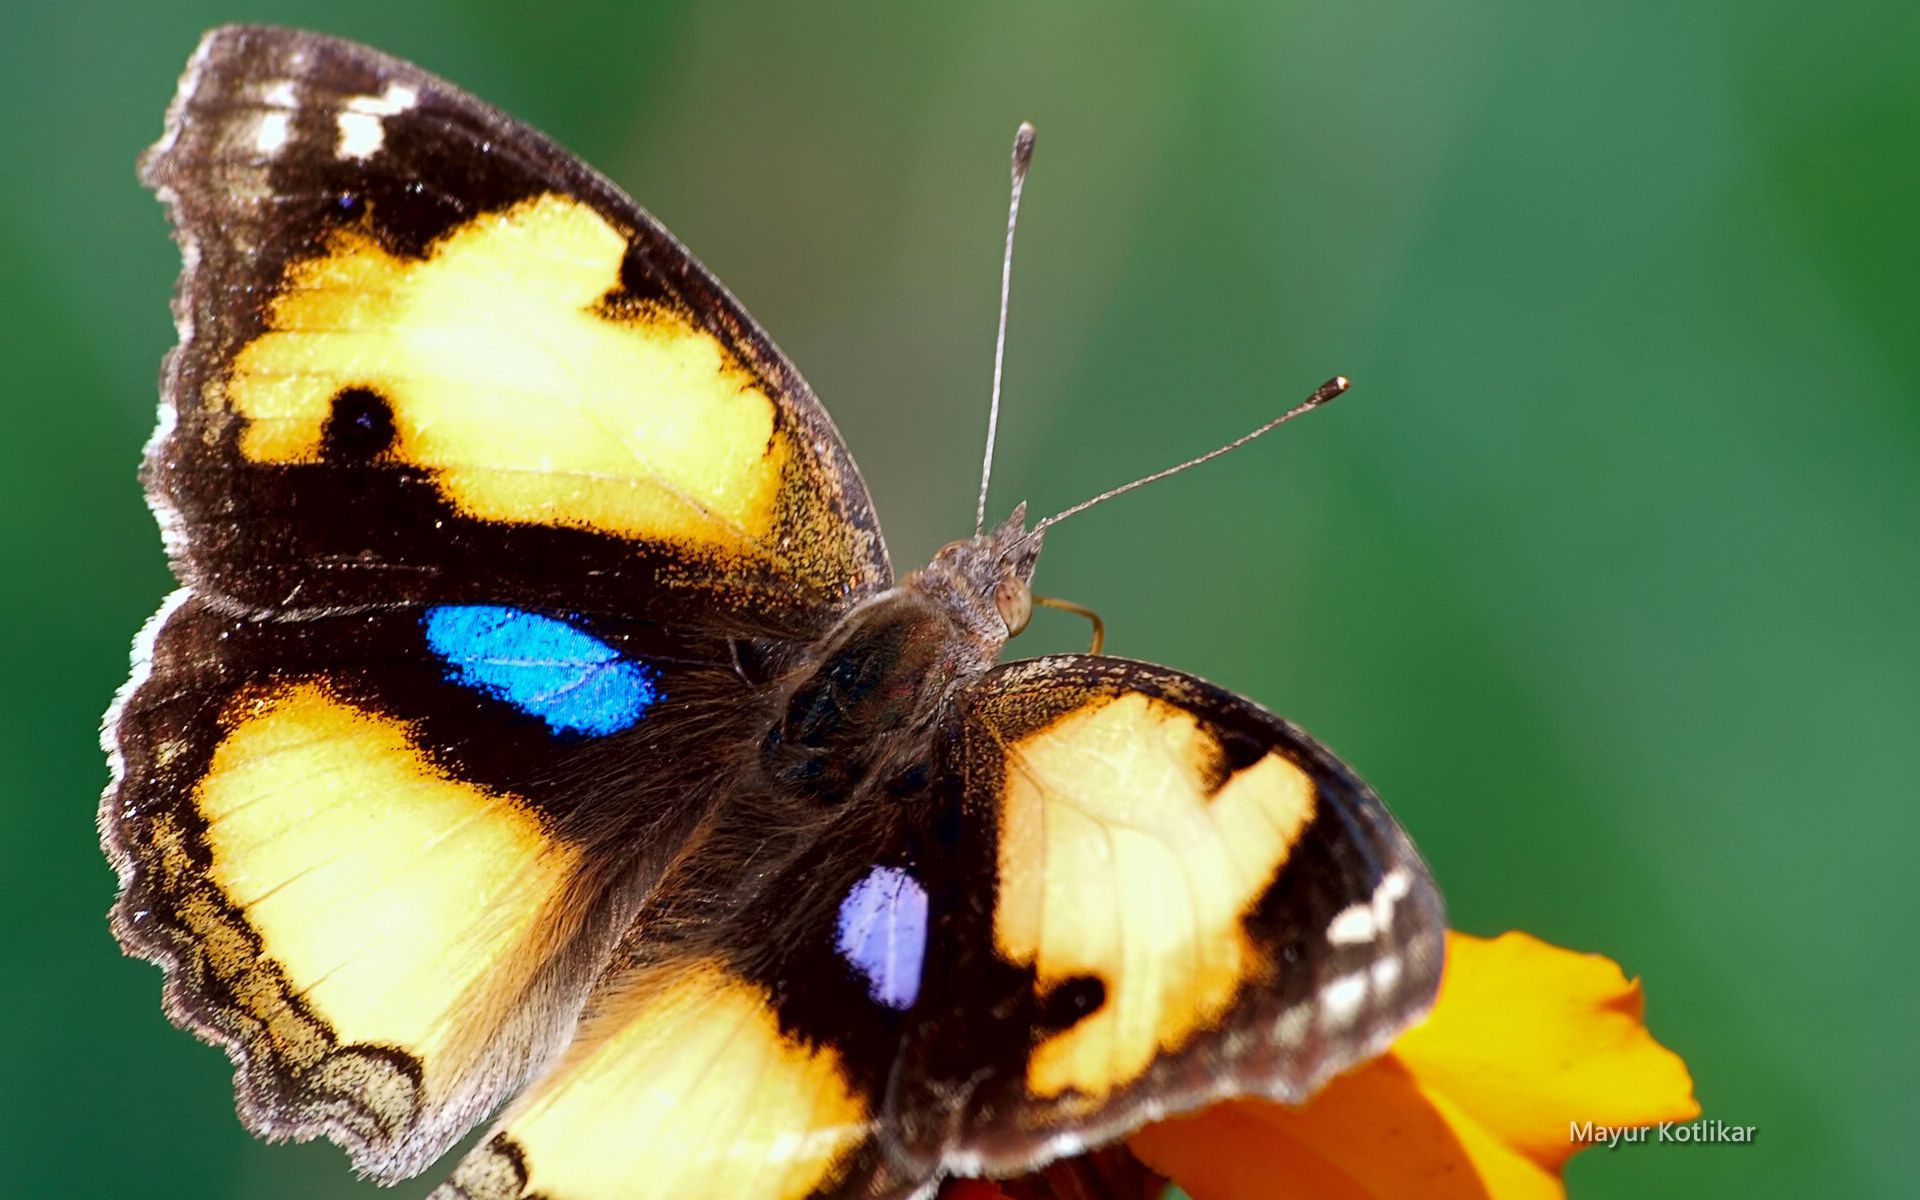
[3,0,1914,1196]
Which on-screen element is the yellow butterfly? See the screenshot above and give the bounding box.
[106,25,1444,1199]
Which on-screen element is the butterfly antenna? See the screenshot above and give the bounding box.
[1028,376,1350,536]
[975,122,1038,537]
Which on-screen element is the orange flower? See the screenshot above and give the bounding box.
[1130,931,1699,1199]
[949,931,1697,1200]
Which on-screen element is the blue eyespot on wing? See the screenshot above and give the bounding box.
[835,865,928,1010]
[423,605,660,737]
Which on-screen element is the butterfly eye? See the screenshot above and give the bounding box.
[994,577,1032,637]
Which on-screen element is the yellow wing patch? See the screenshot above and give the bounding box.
[476,961,867,1200]
[991,692,1317,1100]
[198,682,578,1090]
[223,193,793,560]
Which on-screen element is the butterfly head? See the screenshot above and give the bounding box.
[919,503,1044,653]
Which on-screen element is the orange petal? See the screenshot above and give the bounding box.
[1394,931,1699,1170]
[1129,931,1697,1200]
[1129,1062,1550,1200]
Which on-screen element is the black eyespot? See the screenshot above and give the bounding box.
[616,243,674,307]
[1038,974,1106,1033]
[1196,726,1270,795]
[321,386,397,461]
[1218,728,1268,775]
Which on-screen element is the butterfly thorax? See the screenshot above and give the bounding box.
[762,511,1041,804]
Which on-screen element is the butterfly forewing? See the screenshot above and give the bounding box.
[137,24,888,634]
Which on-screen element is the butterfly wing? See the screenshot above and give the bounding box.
[104,594,769,1180]
[109,23,884,1181]
[424,654,1443,1198]
[894,653,1447,1177]
[137,24,888,631]
[431,735,938,1200]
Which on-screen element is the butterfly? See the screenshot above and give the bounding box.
[103,24,1446,1200]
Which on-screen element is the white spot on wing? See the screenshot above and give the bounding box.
[1319,972,1368,1027]
[335,82,418,160]
[1327,866,1413,946]
[1378,867,1412,906]
[355,82,419,115]
[335,112,384,159]
[1273,1001,1313,1045]
[255,111,291,155]
[1327,902,1377,946]
[262,79,297,107]
[1043,1132,1085,1160]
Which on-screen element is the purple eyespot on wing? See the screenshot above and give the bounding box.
[835,865,928,1010]
[423,605,660,737]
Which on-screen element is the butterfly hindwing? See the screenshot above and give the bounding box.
[139,25,888,633]
[893,654,1447,1177]
[102,589,774,1178]
[431,731,940,1200]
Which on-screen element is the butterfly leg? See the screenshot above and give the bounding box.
[1032,595,1105,655]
